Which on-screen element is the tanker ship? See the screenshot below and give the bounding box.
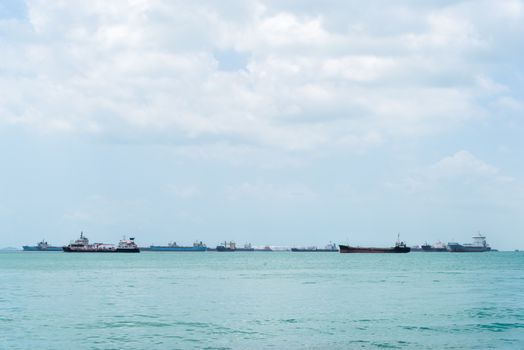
[62,232,140,253]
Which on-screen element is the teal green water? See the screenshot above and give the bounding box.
[1,251,523,349]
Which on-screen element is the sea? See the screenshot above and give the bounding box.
[0,251,523,349]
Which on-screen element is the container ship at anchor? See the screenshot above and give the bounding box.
[62,232,140,253]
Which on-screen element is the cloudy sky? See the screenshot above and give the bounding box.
[1,0,523,249]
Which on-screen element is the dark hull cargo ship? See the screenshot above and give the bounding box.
[216,241,237,252]
[339,239,410,254]
[421,241,448,252]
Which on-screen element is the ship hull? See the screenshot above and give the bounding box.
[62,247,140,253]
[447,243,490,252]
[421,246,448,252]
[291,248,338,252]
[116,248,140,253]
[216,247,235,252]
[23,246,62,251]
[149,246,207,252]
[339,245,410,253]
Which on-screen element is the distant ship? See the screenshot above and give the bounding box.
[149,241,207,252]
[339,237,410,253]
[254,246,273,252]
[216,241,236,252]
[291,243,338,252]
[421,241,448,252]
[236,243,255,252]
[63,232,140,253]
[447,234,491,252]
[23,240,62,251]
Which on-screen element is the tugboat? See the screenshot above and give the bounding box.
[339,236,410,253]
[62,232,140,253]
[447,234,491,252]
[23,240,62,251]
[149,241,207,252]
[291,243,338,252]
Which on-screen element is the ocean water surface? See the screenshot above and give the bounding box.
[0,251,523,349]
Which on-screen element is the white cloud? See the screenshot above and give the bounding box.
[393,150,515,196]
[0,0,523,154]
[430,150,500,179]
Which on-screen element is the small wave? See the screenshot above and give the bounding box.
[477,322,524,332]
[400,325,434,331]
[92,320,173,329]
[372,341,403,349]
[281,318,298,324]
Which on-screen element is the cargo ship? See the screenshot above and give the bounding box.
[291,243,338,252]
[447,234,491,252]
[62,232,140,253]
[254,246,273,252]
[23,240,62,251]
[236,243,255,252]
[149,241,207,252]
[339,238,410,253]
[216,241,236,252]
[421,241,448,252]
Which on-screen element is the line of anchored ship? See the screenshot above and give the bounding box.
[22,232,494,253]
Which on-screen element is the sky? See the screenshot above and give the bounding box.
[0,0,523,249]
